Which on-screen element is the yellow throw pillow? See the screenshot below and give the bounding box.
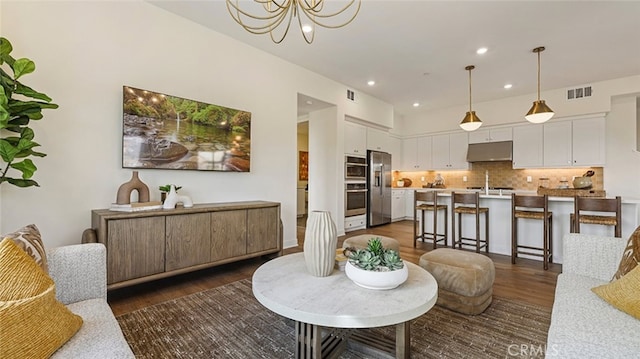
[592,264,640,320]
[612,225,640,280]
[2,224,48,273]
[0,238,83,359]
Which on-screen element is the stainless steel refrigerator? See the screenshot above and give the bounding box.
[367,150,392,227]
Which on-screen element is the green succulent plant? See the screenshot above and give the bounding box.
[347,237,404,272]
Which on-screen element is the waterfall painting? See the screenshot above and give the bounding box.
[122,86,251,172]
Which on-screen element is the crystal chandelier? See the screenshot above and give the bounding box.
[226,0,361,44]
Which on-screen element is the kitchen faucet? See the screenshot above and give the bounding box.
[485,170,489,195]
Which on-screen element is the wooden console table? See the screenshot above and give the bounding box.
[89,201,281,290]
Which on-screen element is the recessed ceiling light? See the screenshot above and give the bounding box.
[476,47,488,55]
[413,102,420,107]
[302,24,313,33]
[306,100,313,105]
[504,84,513,89]
[367,80,375,86]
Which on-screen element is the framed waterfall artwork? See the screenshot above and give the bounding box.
[122,86,251,172]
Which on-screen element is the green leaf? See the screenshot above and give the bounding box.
[15,83,52,102]
[0,38,12,58]
[0,107,9,128]
[11,158,37,179]
[9,100,58,113]
[0,86,7,107]
[7,178,39,188]
[13,58,35,79]
[30,150,46,158]
[20,127,35,141]
[0,139,19,162]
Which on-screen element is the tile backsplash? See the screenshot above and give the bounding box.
[394,161,603,191]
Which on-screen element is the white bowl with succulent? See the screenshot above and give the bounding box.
[344,237,408,290]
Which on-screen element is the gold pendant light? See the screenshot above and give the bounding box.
[525,46,554,123]
[460,65,482,132]
[226,0,361,44]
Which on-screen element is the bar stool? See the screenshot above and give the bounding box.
[570,196,622,237]
[511,194,553,270]
[451,192,489,253]
[413,191,448,248]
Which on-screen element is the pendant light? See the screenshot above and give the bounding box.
[460,65,482,132]
[525,46,554,123]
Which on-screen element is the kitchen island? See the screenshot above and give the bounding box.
[411,189,640,264]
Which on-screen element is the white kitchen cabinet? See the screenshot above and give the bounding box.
[402,136,432,171]
[468,127,513,144]
[543,121,573,167]
[512,124,543,168]
[389,135,402,170]
[405,189,415,221]
[344,122,367,156]
[345,215,366,232]
[367,127,391,153]
[432,132,469,170]
[392,189,406,221]
[543,117,606,167]
[572,117,605,166]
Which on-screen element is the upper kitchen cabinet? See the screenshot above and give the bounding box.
[367,127,391,153]
[344,121,367,156]
[543,116,605,167]
[512,124,543,168]
[543,121,573,167]
[402,136,432,171]
[389,136,402,170]
[572,116,605,166]
[468,127,513,144]
[432,132,469,170]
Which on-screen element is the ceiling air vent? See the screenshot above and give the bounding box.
[347,89,356,102]
[567,86,592,100]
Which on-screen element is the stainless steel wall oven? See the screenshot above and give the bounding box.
[345,182,367,217]
[345,156,367,180]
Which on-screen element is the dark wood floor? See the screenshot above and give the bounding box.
[108,220,560,316]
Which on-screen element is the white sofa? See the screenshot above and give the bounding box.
[545,233,640,358]
[47,243,134,358]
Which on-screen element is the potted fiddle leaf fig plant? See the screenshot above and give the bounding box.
[0,37,58,188]
[344,237,408,290]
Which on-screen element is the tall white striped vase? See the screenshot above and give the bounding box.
[303,210,338,277]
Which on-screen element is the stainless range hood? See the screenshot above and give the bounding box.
[466,141,513,162]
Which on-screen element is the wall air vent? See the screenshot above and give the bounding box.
[567,86,592,100]
[346,89,356,102]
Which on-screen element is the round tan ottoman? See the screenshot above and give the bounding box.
[342,234,400,252]
[419,248,495,315]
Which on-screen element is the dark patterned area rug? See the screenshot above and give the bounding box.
[116,279,551,358]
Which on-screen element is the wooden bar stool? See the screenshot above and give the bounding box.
[451,192,488,253]
[413,191,448,248]
[511,194,553,270]
[570,196,622,237]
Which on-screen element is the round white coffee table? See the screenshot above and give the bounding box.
[252,252,438,358]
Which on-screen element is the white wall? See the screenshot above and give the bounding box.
[0,1,392,248]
